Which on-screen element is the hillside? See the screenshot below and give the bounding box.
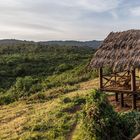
[1,77,140,140]
[0,39,102,49]
[0,42,139,140]
[0,79,98,140]
[0,42,98,140]
[39,40,102,49]
[0,43,98,104]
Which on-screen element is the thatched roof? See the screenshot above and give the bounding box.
[90,29,140,71]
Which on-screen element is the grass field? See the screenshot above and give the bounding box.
[0,79,98,140]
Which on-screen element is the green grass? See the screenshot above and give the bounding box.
[0,43,114,140]
[0,82,91,140]
[1,79,140,140]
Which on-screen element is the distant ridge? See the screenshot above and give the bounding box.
[0,39,34,45]
[39,40,102,48]
[0,39,102,49]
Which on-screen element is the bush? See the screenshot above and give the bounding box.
[83,90,121,140]
[73,96,86,106]
[62,97,72,103]
[119,111,140,139]
[55,63,72,73]
[0,93,16,105]
[0,76,43,105]
[28,92,46,102]
[14,76,42,97]
[82,90,140,140]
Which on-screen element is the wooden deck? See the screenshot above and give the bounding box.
[101,88,140,94]
[99,68,138,109]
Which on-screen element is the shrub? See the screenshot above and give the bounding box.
[28,92,46,102]
[62,97,72,103]
[83,90,121,140]
[55,63,72,73]
[0,93,16,105]
[13,76,42,97]
[119,111,140,139]
[82,90,140,140]
[73,96,86,106]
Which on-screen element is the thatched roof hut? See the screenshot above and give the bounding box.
[90,30,140,71]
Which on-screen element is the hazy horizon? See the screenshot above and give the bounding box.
[0,38,102,42]
[0,0,140,41]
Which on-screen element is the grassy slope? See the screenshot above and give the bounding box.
[0,79,98,140]
[0,43,100,139]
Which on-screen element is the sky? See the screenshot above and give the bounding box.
[0,0,140,41]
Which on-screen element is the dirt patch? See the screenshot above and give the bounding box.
[67,121,77,140]
[62,105,81,114]
[62,105,81,140]
[108,94,140,112]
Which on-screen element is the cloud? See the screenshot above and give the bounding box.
[130,6,140,16]
[0,0,139,41]
[79,0,121,12]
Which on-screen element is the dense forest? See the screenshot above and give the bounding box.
[0,41,98,105]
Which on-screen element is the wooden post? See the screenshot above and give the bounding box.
[115,92,119,102]
[99,68,103,89]
[131,69,137,109]
[120,93,124,107]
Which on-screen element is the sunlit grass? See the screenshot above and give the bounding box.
[0,78,98,140]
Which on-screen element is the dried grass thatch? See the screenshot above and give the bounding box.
[90,29,140,71]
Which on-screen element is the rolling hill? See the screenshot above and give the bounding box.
[0,41,140,140]
[0,39,102,49]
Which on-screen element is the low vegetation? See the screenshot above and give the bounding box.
[82,90,140,140]
[0,43,98,105]
[0,43,140,140]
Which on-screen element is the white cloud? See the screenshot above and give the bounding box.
[0,0,139,41]
[79,0,121,12]
[51,0,121,12]
[110,11,119,20]
[130,6,140,16]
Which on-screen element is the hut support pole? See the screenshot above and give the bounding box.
[99,68,103,89]
[120,93,124,107]
[115,92,119,102]
[131,69,137,110]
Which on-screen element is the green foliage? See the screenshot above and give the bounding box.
[0,92,16,105]
[82,90,140,140]
[72,95,86,106]
[45,64,97,89]
[0,44,94,90]
[14,76,42,96]
[62,97,72,103]
[55,63,73,73]
[28,85,79,103]
[83,90,121,140]
[0,43,97,104]
[0,43,96,103]
[119,111,140,139]
[0,76,43,105]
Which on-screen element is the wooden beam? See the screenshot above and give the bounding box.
[102,76,114,87]
[120,93,124,107]
[99,68,103,89]
[132,94,137,110]
[102,70,128,77]
[101,88,136,93]
[131,69,137,110]
[131,69,136,91]
[115,92,119,102]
